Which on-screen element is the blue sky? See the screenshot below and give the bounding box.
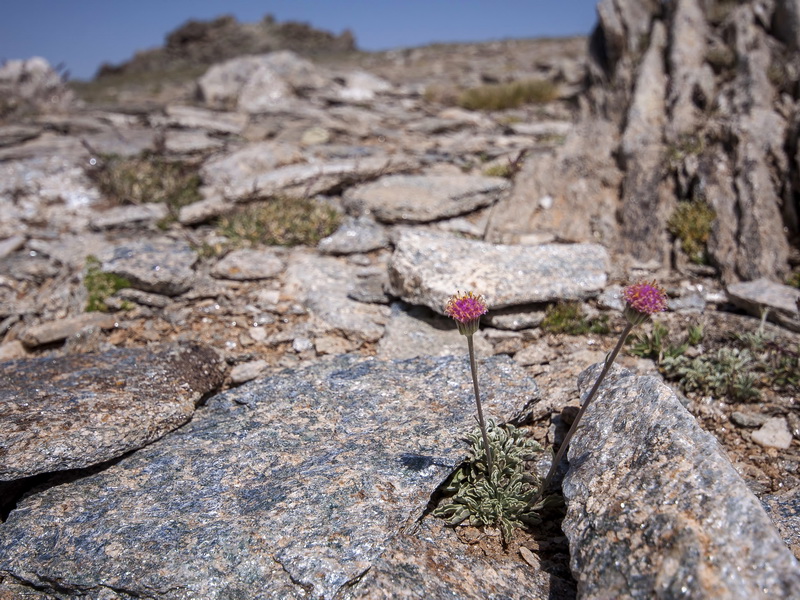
[1,1,601,81]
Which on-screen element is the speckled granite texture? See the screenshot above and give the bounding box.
[0,341,226,480]
[562,364,800,599]
[0,355,538,599]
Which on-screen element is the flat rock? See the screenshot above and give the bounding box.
[0,355,538,599]
[18,312,117,347]
[284,251,390,342]
[89,203,169,230]
[0,342,225,481]
[752,416,794,449]
[205,154,414,201]
[210,248,285,280]
[377,302,493,360]
[727,278,800,332]
[0,124,41,147]
[229,359,268,384]
[199,140,302,190]
[343,174,509,224]
[0,235,25,259]
[562,363,800,599]
[318,215,389,255]
[484,304,547,330]
[99,239,197,296]
[162,130,225,154]
[81,129,158,157]
[389,230,609,314]
[150,104,248,134]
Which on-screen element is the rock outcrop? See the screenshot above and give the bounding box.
[489,0,800,283]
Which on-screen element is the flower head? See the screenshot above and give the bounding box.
[445,291,488,336]
[623,281,668,325]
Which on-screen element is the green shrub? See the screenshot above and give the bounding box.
[89,154,202,224]
[541,302,609,335]
[84,256,131,312]
[667,200,716,264]
[457,79,558,111]
[218,196,341,247]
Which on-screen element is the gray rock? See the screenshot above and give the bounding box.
[18,312,117,347]
[318,216,389,255]
[177,194,229,225]
[198,51,328,112]
[343,174,509,224]
[752,417,794,450]
[484,118,621,247]
[150,104,248,134]
[346,516,574,599]
[508,121,572,137]
[377,302,493,360]
[89,203,169,230]
[727,278,800,332]
[199,140,302,190]
[0,355,537,599]
[731,411,769,428]
[162,130,225,154]
[229,359,268,384]
[81,128,158,157]
[761,486,800,560]
[348,269,392,305]
[562,363,800,599]
[225,155,414,201]
[0,124,41,147]
[334,70,392,102]
[284,251,390,342]
[0,235,25,259]
[99,239,197,296]
[114,287,172,308]
[210,248,285,281]
[0,342,225,481]
[389,230,609,314]
[483,304,546,330]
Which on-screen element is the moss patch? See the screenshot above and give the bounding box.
[667,199,716,264]
[84,256,131,312]
[218,196,341,247]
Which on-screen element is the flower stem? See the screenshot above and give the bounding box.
[467,334,493,476]
[533,320,636,501]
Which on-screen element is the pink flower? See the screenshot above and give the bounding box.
[623,281,668,325]
[445,291,488,336]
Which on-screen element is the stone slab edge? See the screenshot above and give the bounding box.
[562,363,800,599]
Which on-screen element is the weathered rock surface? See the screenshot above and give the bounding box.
[389,230,609,314]
[727,278,800,332]
[345,517,574,600]
[18,312,117,348]
[317,215,389,255]
[99,239,198,296]
[0,342,226,481]
[197,51,328,112]
[284,251,390,342]
[0,355,537,599]
[562,363,800,599]
[210,247,285,280]
[343,174,509,224]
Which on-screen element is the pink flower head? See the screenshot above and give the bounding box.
[444,291,488,336]
[623,281,668,325]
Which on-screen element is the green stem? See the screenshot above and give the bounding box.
[467,334,493,476]
[533,321,636,502]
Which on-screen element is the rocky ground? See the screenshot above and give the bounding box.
[1,13,799,599]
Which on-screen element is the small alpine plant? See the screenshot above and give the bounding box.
[533,280,669,501]
[438,290,548,542]
[443,291,493,473]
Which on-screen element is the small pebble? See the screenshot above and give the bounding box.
[751,417,793,450]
